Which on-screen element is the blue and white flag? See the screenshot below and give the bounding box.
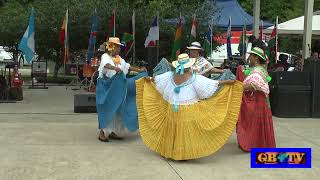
[18,8,35,63]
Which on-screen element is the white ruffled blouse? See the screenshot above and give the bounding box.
[155,72,219,105]
[98,53,130,78]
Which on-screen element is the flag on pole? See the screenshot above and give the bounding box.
[59,9,69,64]
[86,9,98,63]
[18,8,35,63]
[108,10,115,37]
[171,14,182,59]
[120,12,134,58]
[267,16,278,68]
[203,23,213,57]
[190,14,196,42]
[259,20,263,41]
[226,16,232,58]
[144,16,159,47]
[238,24,247,56]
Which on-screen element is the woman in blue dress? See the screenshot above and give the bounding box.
[96,37,147,142]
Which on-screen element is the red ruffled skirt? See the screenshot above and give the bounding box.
[236,66,276,152]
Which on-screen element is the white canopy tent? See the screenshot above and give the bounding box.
[264,14,320,35]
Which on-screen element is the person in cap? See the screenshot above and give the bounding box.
[236,47,276,152]
[136,53,243,160]
[187,41,224,77]
[96,37,147,142]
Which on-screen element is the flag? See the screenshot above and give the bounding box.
[190,14,196,42]
[259,20,263,41]
[226,17,232,58]
[121,32,134,56]
[18,8,35,63]
[144,16,159,47]
[86,9,98,63]
[267,17,278,68]
[203,23,212,57]
[120,12,134,57]
[238,25,247,56]
[108,10,115,37]
[171,14,182,59]
[59,9,69,64]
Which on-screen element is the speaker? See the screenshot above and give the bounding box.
[31,61,47,77]
[304,60,320,117]
[269,71,311,86]
[74,92,96,113]
[270,85,312,118]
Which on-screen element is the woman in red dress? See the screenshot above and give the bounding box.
[236,47,276,152]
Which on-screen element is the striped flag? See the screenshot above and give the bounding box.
[86,9,98,63]
[238,24,247,56]
[144,16,159,47]
[203,23,213,57]
[18,8,35,63]
[259,20,263,41]
[108,10,116,37]
[190,14,196,42]
[59,9,69,64]
[171,14,182,59]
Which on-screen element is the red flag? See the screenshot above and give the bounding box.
[259,21,263,40]
[59,9,69,64]
[108,10,115,37]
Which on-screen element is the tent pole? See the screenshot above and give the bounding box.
[253,0,260,37]
[302,0,314,60]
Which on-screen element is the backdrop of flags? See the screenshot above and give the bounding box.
[59,9,69,64]
[18,8,36,63]
[86,9,98,63]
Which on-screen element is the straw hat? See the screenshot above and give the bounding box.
[172,53,196,71]
[249,47,267,61]
[187,42,203,50]
[107,37,124,46]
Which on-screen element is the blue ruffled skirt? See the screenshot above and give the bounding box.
[96,72,148,132]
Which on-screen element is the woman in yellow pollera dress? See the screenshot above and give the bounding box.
[136,53,244,160]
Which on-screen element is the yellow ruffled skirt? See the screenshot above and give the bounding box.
[136,78,243,160]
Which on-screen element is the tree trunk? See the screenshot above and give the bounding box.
[53,49,63,79]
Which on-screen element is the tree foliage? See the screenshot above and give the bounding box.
[0,0,212,66]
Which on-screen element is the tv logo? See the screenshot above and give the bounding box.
[251,148,312,168]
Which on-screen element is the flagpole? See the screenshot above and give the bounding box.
[113,10,116,37]
[132,10,136,65]
[94,8,97,53]
[210,19,213,59]
[275,16,278,61]
[156,11,160,63]
[261,20,264,41]
[64,8,68,78]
